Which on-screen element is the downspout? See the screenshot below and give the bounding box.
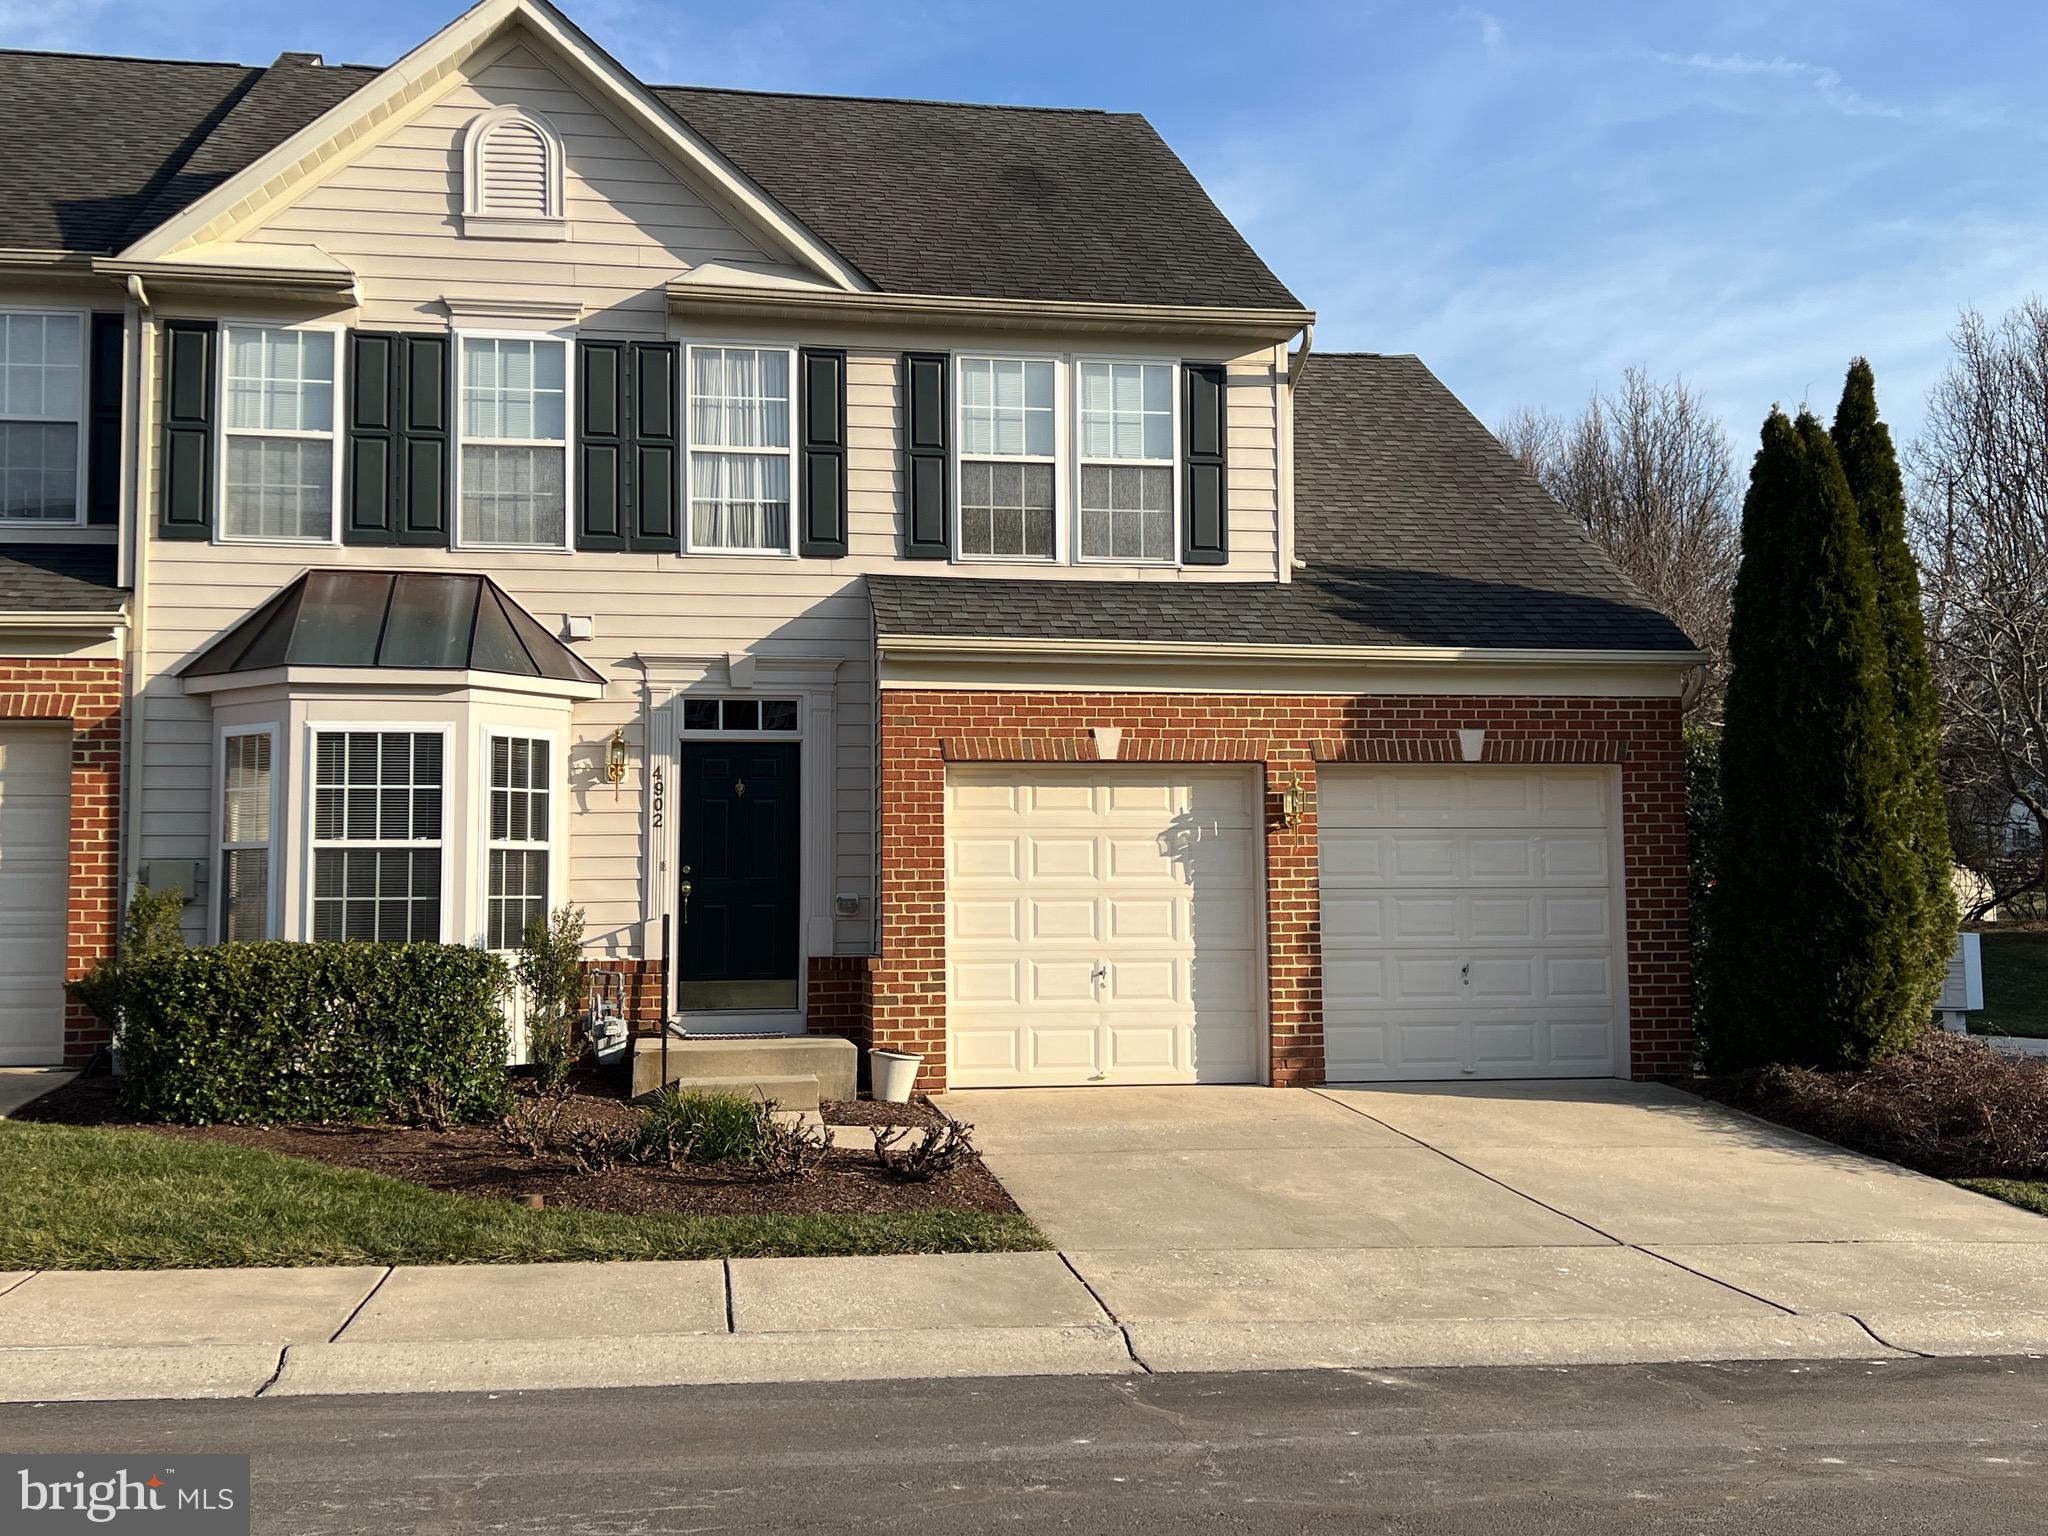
[119,273,154,927]
[1281,322,1313,580]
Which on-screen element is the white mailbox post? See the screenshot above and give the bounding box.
[1937,932,1985,1032]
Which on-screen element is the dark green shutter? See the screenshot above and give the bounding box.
[86,312,123,526]
[630,341,679,551]
[576,340,626,550]
[345,331,449,547]
[798,347,847,558]
[157,319,214,540]
[577,339,678,552]
[901,352,949,558]
[1182,362,1228,565]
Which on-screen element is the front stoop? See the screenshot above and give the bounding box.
[630,1036,857,1103]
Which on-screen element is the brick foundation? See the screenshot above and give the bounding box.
[808,955,876,1051]
[0,659,123,1065]
[874,691,1691,1092]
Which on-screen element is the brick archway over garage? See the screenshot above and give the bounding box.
[872,691,1689,1092]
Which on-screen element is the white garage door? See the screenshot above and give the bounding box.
[0,727,71,1066]
[946,765,1263,1087]
[1320,766,1620,1081]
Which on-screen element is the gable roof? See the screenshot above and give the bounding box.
[0,24,1298,310]
[868,353,1698,655]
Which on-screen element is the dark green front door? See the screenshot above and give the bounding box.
[677,740,801,1013]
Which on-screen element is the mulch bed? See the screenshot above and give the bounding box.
[15,1074,1018,1220]
[821,1095,947,1129]
[1691,1029,2048,1182]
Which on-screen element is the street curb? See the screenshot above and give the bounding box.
[0,1343,285,1402]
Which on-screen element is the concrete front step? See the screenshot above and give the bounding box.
[656,1074,821,1115]
[630,1035,857,1101]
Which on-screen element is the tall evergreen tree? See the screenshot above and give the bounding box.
[1706,410,1805,1068]
[1708,412,1923,1069]
[1831,359,1956,1025]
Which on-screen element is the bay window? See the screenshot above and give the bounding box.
[485,734,551,951]
[0,310,84,525]
[687,344,793,553]
[221,325,337,541]
[1076,359,1176,562]
[311,730,445,942]
[217,729,274,942]
[957,355,1055,560]
[459,335,568,548]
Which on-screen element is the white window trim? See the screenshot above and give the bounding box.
[211,722,281,945]
[950,349,1065,565]
[676,695,804,738]
[212,318,345,548]
[0,304,91,530]
[301,721,456,944]
[461,105,567,237]
[1072,352,1182,568]
[476,723,564,954]
[451,327,576,554]
[681,340,799,558]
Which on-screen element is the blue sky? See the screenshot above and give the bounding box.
[4,0,2040,446]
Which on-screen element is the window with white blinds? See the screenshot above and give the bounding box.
[218,730,273,942]
[459,336,569,548]
[485,734,551,951]
[310,730,445,943]
[221,325,337,542]
[0,311,84,525]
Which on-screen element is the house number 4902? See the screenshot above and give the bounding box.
[650,763,665,829]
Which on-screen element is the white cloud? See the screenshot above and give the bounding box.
[1659,50,1904,119]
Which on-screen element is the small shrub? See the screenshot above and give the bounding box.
[516,905,587,1092]
[635,1087,772,1168]
[115,942,512,1126]
[754,1113,829,1182]
[1728,1030,2048,1180]
[872,1120,976,1182]
[67,885,191,1044]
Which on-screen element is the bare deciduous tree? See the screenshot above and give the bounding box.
[1498,368,1739,717]
[1910,301,2048,919]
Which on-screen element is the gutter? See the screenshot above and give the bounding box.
[0,249,101,274]
[667,282,1316,343]
[95,257,358,305]
[875,633,1712,668]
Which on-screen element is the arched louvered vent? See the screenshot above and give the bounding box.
[461,107,565,233]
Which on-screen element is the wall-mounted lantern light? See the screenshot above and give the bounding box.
[1278,772,1304,831]
[605,727,629,799]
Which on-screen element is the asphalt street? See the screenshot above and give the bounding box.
[2,1356,2044,1533]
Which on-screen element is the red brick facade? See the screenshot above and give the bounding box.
[869,690,1692,1092]
[0,658,123,1064]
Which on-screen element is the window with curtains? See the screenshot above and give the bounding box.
[1076,359,1176,562]
[310,730,444,943]
[221,325,337,541]
[0,310,84,524]
[217,730,273,942]
[458,335,568,548]
[957,355,1056,560]
[687,345,792,553]
[485,734,551,951]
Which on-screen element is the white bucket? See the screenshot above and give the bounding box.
[870,1048,923,1103]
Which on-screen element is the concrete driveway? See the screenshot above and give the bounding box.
[936,1079,2048,1369]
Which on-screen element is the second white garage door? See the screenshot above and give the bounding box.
[946,765,1263,1087]
[1319,766,1622,1081]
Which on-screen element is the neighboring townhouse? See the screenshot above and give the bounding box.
[0,0,1703,1089]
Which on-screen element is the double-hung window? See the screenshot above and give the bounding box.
[218,730,274,942]
[1076,360,1176,563]
[687,345,792,553]
[485,734,551,951]
[459,335,568,548]
[0,311,84,525]
[957,355,1055,560]
[311,730,444,942]
[221,325,337,541]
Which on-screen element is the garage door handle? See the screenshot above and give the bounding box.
[1461,960,1470,985]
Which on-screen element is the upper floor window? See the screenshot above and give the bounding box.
[458,335,569,549]
[957,355,1055,561]
[461,107,565,234]
[687,345,792,554]
[221,325,337,542]
[0,311,84,525]
[1076,359,1176,563]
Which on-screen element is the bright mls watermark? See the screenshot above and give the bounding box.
[2,1456,249,1534]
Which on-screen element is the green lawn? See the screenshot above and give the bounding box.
[1972,931,2048,1038]
[1958,1178,2048,1217]
[0,1122,1046,1270]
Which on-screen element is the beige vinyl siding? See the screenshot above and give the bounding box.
[132,42,1294,961]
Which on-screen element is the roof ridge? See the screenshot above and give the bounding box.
[658,82,1115,116]
[0,45,255,68]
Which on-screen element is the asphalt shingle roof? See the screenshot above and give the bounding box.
[0,48,1299,309]
[0,543,122,612]
[867,354,1698,655]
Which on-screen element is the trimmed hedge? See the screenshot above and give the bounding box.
[114,942,512,1126]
